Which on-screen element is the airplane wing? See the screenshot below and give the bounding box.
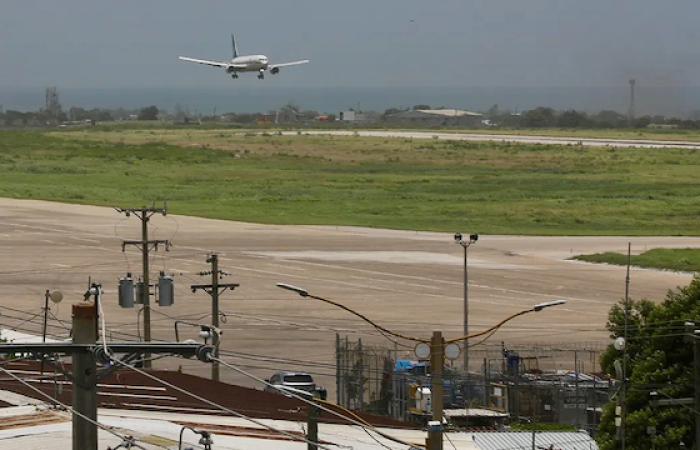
[269,59,310,69]
[178,56,246,69]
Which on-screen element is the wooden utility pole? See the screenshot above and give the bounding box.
[191,253,238,382]
[117,203,169,369]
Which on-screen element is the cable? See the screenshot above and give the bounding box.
[212,356,424,449]
[109,359,344,450]
[305,293,428,343]
[0,364,145,445]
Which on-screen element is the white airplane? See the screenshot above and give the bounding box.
[179,35,309,80]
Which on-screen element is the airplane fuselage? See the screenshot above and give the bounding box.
[226,55,269,72]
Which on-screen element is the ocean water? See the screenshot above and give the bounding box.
[1,86,698,117]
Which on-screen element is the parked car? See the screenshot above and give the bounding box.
[264,371,326,399]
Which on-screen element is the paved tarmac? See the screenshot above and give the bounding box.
[280,130,700,149]
[1,198,698,395]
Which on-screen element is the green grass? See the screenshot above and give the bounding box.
[2,129,700,235]
[570,248,700,272]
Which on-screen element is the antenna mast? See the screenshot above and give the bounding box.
[628,79,636,125]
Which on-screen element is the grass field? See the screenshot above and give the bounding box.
[2,128,700,235]
[571,248,700,272]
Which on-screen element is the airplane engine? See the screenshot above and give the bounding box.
[270,67,280,75]
[225,66,236,74]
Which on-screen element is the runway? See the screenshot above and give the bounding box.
[1,198,698,394]
[279,130,700,149]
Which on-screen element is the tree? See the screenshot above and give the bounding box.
[412,104,431,110]
[594,110,627,128]
[597,275,700,450]
[138,105,159,121]
[557,110,589,128]
[522,107,556,127]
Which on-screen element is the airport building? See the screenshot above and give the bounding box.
[384,109,483,127]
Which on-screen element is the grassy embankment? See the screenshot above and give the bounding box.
[571,248,700,272]
[1,128,699,235]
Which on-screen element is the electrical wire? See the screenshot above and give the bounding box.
[212,356,424,449]
[109,358,344,450]
[0,364,156,447]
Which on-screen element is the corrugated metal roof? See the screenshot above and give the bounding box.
[0,408,481,450]
[472,430,597,450]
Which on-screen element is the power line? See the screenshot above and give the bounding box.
[110,358,345,450]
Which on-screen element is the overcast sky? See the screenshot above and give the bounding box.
[1,0,699,89]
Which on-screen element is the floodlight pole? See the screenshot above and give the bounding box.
[455,233,478,372]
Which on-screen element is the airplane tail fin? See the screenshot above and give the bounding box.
[231,34,239,59]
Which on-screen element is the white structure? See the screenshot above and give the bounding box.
[385,109,483,127]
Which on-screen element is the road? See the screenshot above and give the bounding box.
[1,198,698,395]
[279,130,700,149]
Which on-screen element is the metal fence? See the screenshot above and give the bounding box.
[335,334,613,433]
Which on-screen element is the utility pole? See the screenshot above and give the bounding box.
[191,253,239,382]
[427,331,445,450]
[0,293,214,450]
[116,203,169,369]
[684,321,700,450]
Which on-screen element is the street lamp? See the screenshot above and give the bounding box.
[455,232,478,372]
[276,282,566,450]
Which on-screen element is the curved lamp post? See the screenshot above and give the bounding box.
[276,282,566,450]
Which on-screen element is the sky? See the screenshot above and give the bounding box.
[1,0,699,89]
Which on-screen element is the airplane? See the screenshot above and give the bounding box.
[179,34,309,80]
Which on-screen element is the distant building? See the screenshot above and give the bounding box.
[339,110,374,123]
[385,109,483,127]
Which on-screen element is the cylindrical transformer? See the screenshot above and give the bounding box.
[158,272,174,306]
[118,275,134,308]
[135,281,145,304]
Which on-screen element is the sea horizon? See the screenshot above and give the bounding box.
[1,85,698,118]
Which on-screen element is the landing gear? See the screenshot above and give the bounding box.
[230,73,238,79]
[258,69,265,80]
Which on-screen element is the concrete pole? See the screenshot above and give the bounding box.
[72,303,97,450]
[142,209,152,369]
[211,253,220,382]
[307,401,319,450]
[428,331,444,450]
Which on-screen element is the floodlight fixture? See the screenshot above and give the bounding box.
[276,282,309,297]
[533,299,566,311]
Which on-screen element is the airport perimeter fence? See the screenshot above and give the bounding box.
[335,334,613,434]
